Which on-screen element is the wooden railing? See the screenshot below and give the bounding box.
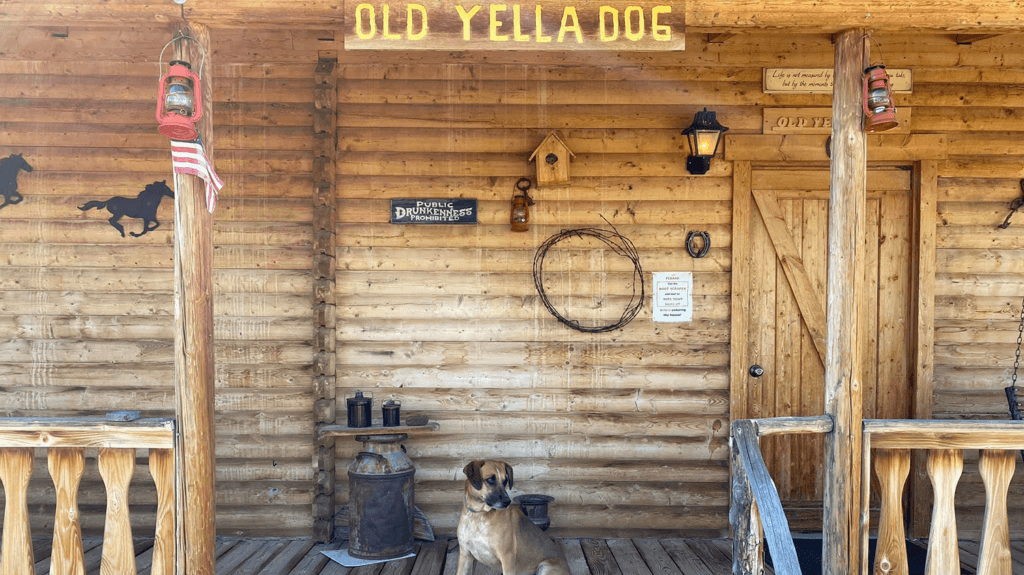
[0,417,176,575]
[862,419,1024,575]
[732,417,1024,575]
[731,416,834,575]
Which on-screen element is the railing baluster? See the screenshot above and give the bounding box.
[873,449,910,575]
[48,447,86,575]
[0,447,35,575]
[149,448,175,575]
[98,447,137,575]
[977,449,1015,575]
[925,449,962,575]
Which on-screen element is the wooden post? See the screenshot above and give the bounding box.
[909,160,938,539]
[823,29,867,575]
[171,22,216,575]
[312,55,339,543]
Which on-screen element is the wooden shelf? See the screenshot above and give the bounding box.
[317,421,439,440]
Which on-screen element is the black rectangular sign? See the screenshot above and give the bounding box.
[390,198,478,224]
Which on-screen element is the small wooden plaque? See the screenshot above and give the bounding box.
[763,107,912,134]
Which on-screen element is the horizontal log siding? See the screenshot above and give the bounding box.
[921,38,1024,539]
[332,62,737,538]
[0,32,316,536]
[2,27,1024,538]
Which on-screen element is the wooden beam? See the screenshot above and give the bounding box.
[725,134,948,162]
[2,1,1024,32]
[909,160,938,539]
[729,160,753,424]
[312,55,338,544]
[822,29,867,575]
[171,22,216,575]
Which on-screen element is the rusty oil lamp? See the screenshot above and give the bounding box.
[862,65,898,133]
[511,177,535,233]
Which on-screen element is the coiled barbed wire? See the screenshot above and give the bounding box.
[532,220,644,333]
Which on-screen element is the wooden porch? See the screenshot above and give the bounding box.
[20,536,1024,575]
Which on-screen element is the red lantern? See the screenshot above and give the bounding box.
[862,65,898,133]
[157,35,205,141]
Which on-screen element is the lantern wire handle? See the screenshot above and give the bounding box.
[158,30,207,80]
[863,31,886,68]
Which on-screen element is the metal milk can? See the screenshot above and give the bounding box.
[347,433,415,559]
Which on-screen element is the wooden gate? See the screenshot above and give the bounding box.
[732,166,916,527]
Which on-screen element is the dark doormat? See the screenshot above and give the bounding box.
[765,537,944,575]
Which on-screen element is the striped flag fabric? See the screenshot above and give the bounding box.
[170,136,223,213]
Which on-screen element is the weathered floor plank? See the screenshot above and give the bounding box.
[560,538,593,575]
[631,538,683,575]
[15,536,1010,575]
[256,538,316,575]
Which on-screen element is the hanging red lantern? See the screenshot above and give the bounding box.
[862,65,898,133]
[156,35,205,141]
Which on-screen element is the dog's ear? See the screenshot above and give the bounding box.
[504,462,514,489]
[463,460,484,490]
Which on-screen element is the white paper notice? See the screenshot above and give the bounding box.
[653,272,692,322]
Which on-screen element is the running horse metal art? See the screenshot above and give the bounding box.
[79,180,175,237]
[0,153,34,209]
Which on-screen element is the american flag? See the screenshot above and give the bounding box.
[170,136,223,213]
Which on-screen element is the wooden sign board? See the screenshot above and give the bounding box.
[343,0,685,50]
[764,68,913,93]
[390,198,478,224]
[763,107,912,134]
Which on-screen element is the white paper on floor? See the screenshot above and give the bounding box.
[322,548,416,567]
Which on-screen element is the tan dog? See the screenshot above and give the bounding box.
[456,460,570,575]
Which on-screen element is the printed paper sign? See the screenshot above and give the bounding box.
[652,272,692,323]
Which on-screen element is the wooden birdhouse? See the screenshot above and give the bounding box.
[528,132,574,187]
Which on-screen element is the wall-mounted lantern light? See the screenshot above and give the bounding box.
[862,65,898,133]
[157,34,205,141]
[681,108,728,175]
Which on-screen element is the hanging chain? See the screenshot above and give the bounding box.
[1013,294,1024,388]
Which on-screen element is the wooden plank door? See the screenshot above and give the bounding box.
[733,166,915,526]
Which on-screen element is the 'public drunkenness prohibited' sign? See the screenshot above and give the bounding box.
[652,272,693,323]
[390,198,478,224]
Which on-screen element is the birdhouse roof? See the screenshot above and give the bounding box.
[528,132,575,161]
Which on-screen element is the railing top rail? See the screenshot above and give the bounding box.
[741,415,834,437]
[864,418,1024,449]
[0,416,175,449]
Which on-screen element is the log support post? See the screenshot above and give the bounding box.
[312,56,339,543]
[171,22,216,575]
[823,28,868,575]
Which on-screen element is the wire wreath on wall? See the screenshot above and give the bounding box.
[532,220,645,333]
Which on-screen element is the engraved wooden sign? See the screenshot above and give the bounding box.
[343,0,686,50]
[763,107,912,134]
[763,68,913,93]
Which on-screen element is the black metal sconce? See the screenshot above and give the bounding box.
[681,108,729,175]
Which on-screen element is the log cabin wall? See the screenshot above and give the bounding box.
[0,25,1022,539]
[0,27,323,537]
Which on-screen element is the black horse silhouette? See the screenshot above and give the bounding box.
[0,153,33,210]
[79,181,175,237]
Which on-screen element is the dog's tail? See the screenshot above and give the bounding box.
[78,200,107,211]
